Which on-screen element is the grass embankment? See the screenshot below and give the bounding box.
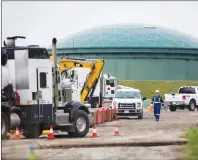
[119,80,198,99]
[183,128,198,160]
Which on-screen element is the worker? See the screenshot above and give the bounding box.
[150,90,164,121]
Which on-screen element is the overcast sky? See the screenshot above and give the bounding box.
[2,1,198,47]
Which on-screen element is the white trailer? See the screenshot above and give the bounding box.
[1,36,91,139]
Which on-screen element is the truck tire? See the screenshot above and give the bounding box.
[138,112,143,119]
[23,124,43,139]
[1,112,9,140]
[68,110,89,138]
[188,100,196,111]
[169,105,177,112]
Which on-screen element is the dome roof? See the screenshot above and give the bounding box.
[57,24,198,49]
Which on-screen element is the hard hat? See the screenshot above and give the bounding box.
[156,90,160,93]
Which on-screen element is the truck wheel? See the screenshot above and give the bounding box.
[138,112,143,119]
[23,124,43,139]
[188,100,196,111]
[169,105,177,112]
[1,112,9,140]
[68,110,89,138]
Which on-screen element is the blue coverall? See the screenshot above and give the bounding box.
[150,95,164,121]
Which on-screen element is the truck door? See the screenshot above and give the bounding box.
[37,68,51,120]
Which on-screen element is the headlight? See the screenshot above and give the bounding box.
[137,103,142,108]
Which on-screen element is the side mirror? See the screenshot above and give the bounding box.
[142,97,146,100]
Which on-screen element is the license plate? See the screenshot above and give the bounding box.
[172,102,176,105]
[124,110,129,113]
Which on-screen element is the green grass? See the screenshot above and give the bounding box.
[119,80,198,99]
[183,128,198,160]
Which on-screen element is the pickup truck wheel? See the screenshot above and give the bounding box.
[169,105,177,112]
[68,110,89,138]
[1,112,9,140]
[138,112,143,119]
[188,100,196,111]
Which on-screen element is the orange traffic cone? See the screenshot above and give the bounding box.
[15,127,20,140]
[48,126,54,140]
[148,105,153,112]
[114,125,119,136]
[92,125,97,138]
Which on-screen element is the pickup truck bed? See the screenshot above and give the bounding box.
[164,86,198,112]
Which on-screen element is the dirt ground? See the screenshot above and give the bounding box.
[2,109,198,160]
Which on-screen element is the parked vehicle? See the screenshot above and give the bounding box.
[1,36,91,139]
[111,88,146,119]
[164,86,198,112]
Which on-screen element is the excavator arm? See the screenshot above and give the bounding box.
[80,59,104,103]
[58,57,93,73]
[57,56,105,104]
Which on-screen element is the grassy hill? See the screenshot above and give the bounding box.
[119,80,198,99]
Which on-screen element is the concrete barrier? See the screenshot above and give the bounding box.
[35,138,188,149]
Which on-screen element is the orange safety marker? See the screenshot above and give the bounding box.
[101,107,105,123]
[106,107,111,122]
[148,105,153,112]
[48,126,54,140]
[92,125,97,138]
[96,108,99,125]
[114,125,119,136]
[114,107,118,120]
[15,127,20,140]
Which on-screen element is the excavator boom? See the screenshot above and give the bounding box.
[80,59,104,103]
[58,58,93,72]
[57,56,105,104]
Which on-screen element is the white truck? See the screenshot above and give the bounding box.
[64,67,118,108]
[164,86,198,112]
[111,88,146,119]
[1,36,92,139]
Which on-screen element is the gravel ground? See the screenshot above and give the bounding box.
[2,109,198,160]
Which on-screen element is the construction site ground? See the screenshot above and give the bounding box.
[2,109,198,160]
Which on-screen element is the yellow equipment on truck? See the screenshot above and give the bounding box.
[57,56,105,105]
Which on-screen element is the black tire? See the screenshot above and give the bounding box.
[68,110,89,138]
[169,105,177,112]
[188,100,196,111]
[1,112,9,140]
[23,124,43,139]
[138,112,143,119]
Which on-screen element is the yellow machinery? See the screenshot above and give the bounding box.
[57,56,105,104]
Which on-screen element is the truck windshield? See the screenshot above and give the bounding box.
[115,91,141,99]
[179,88,196,94]
[106,78,115,87]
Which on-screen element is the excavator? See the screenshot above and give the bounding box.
[54,56,105,107]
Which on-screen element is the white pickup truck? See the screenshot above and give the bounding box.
[164,86,198,112]
[111,88,146,119]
